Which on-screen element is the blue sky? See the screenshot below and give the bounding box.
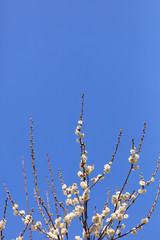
[0,0,160,239]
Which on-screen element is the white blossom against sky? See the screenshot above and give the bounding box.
[0,1,160,239]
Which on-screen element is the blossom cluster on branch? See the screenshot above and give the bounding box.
[1,94,160,240]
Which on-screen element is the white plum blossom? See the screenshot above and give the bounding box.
[112,194,118,205]
[116,229,122,235]
[107,228,115,236]
[141,217,149,224]
[82,229,89,239]
[80,181,88,189]
[36,221,42,228]
[132,165,139,171]
[138,189,146,194]
[16,237,23,240]
[75,236,82,240]
[13,210,19,216]
[124,214,129,219]
[47,231,58,240]
[92,214,101,224]
[0,219,6,231]
[86,165,94,175]
[131,194,136,200]
[128,148,139,164]
[13,204,19,210]
[131,228,137,235]
[22,214,32,225]
[78,171,83,178]
[104,164,110,173]
[102,207,110,217]
[130,149,135,155]
[111,213,117,219]
[117,214,123,221]
[120,224,125,229]
[81,154,87,162]
[139,180,145,187]
[19,210,25,216]
[61,227,68,235]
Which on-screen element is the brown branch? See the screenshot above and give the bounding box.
[90,129,122,191]
[137,122,147,154]
[47,153,59,217]
[22,158,33,240]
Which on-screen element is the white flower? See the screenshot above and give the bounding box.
[80,133,84,138]
[13,210,19,216]
[36,221,42,228]
[124,214,129,219]
[78,120,83,125]
[151,177,155,182]
[60,223,66,228]
[47,232,58,240]
[116,229,122,235]
[93,231,99,237]
[139,180,145,186]
[66,199,71,206]
[111,213,117,219]
[131,194,136,200]
[16,237,23,240]
[106,217,111,222]
[77,171,83,178]
[75,129,80,136]
[82,229,88,239]
[90,224,97,234]
[92,214,101,223]
[138,189,146,194]
[128,156,136,164]
[32,224,38,231]
[117,214,123,221]
[135,154,139,159]
[13,204,19,210]
[102,207,110,217]
[77,125,81,130]
[22,214,32,225]
[83,192,90,201]
[62,184,67,190]
[120,224,125,229]
[86,165,94,175]
[112,195,118,205]
[75,236,82,240]
[61,227,68,235]
[0,219,6,231]
[122,203,127,209]
[19,210,25,216]
[124,192,130,199]
[54,229,59,235]
[131,228,137,235]
[104,164,110,173]
[107,228,115,236]
[81,154,87,161]
[63,213,74,225]
[141,217,149,224]
[80,181,88,189]
[130,149,135,155]
[132,165,139,171]
[116,208,123,215]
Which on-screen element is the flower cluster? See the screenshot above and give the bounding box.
[22,214,32,225]
[75,120,84,139]
[12,203,25,217]
[0,219,6,231]
[128,147,139,165]
[1,97,160,240]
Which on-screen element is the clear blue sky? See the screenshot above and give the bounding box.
[0,1,160,239]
